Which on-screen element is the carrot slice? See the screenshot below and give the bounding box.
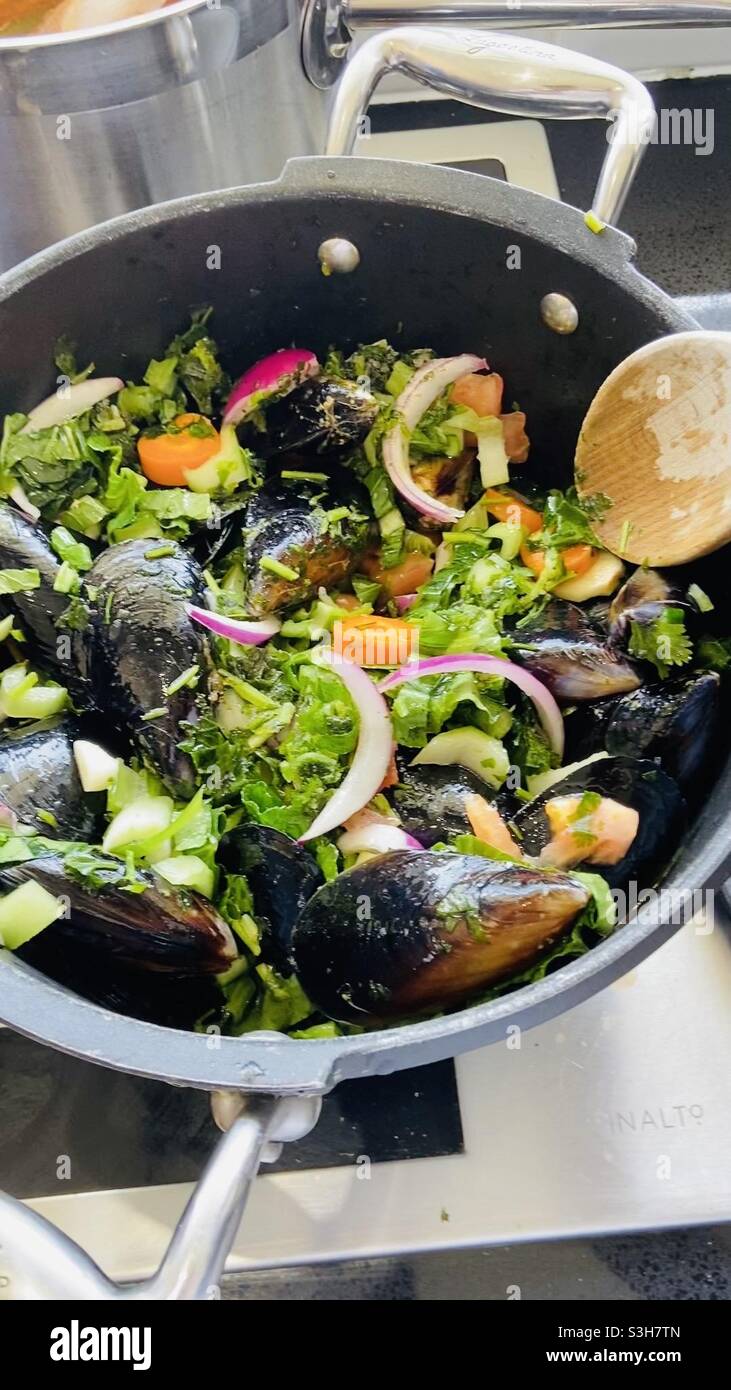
[484,490,542,534]
[335,615,418,668]
[138,413,220,486]
[520,542,595,577]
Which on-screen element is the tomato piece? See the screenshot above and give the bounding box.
[520,542,595,577]
[137,413,220,486]
[484,490,542,534]
[361,549,434,598]
[451,371,504,417]
[465,794,521,856]
[501,410,530,464]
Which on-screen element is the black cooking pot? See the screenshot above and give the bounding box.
[0,149,729,1297]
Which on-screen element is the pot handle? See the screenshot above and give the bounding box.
[324,27,655,226]
[0,1093,320,1300]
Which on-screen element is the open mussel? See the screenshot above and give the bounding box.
[512,600,641,702]
[513,755,685,891]
[243,471,370,615]
[608,567,698,653]
[563,671,721,792]
[0,716,105,839]
[241,376,378,458]
[218,823,323,974]
[79,540,211,797]
[1,853,236,975]
[291,850,590,1024]
[391,762,517,848]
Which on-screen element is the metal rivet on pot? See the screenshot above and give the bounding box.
[318,237,360,276]
[540,293,579,335]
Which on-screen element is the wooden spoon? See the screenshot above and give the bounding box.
[575,331,731,567]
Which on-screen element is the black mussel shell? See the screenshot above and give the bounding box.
[513,755,686,890]
[0,502,88,695]
[0,716,105,840]
[78,540,210,797]
[563,672,721,793]
[241,377,378,458]
[512,600,641,702]
[243,471,371,615]
[291,850,590,1024]
[189,494,250,569]
[18,928,221,1027]
[218,823,323,974]
[391,762,517,848]
[1,854,236,975]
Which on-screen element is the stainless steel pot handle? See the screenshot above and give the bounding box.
[304,0,731,88]
[0,1093,320,1300]
[324,26,655,226]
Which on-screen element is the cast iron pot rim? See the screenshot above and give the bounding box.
[0,155,719,1096]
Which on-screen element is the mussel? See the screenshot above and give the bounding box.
[563,672,721,792]
[243,471,370,615]
[607,567,698,652]
[218,823,323,974]
[79,540,211,797]
[291,850,590,1024]
[18,930,222,1028]
[0,716,105,839]
[410,449,475,526]
[1,853,236,975]
[391,762,517,848]
[241,376,378,458]
[0,502,87,689]
[512,600,641,702]
[513,755,685,890]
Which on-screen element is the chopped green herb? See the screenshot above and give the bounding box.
[164,663,200,697]
[141,706,168,722]
[259,555,299,582]
[628,607,693,679]
[144,544,176,561]
[687,583,714,614]
[281,469,329,483]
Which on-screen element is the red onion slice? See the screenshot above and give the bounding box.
[0,802,18,832]
[22,377,123,433]
[187,605,281,646]
[338,822,423,854]
[382,353,487,524]
[394,592,418,614]
[299,651,394,843]
[379,652,564,759]
[223,348,318,427]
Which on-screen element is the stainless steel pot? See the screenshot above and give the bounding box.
[0,25,728,1301]
[2,0,731,272]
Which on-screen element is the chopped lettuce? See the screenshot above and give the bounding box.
[50,525,93,572]
[0,568,40,594]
